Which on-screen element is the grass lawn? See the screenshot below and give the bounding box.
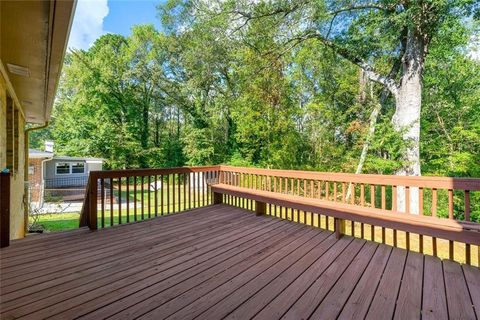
[35,212,81,232]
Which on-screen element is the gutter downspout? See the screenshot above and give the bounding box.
[24,122,49,234]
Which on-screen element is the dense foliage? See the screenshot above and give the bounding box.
[30,1,480,180]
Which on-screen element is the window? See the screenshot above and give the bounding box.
[5,97,21,174]
[6,97,15,172]
[13,109,19,171]
[71,162,85,174]
[55,163,70,175]
[55,162,86,175]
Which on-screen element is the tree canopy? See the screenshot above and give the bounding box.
[30,0,480,181]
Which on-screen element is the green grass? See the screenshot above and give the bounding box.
[34,198,209,232]
[35,212,81,232]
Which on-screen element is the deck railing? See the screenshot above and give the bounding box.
[80,165,480,266]
[79,166,220,229]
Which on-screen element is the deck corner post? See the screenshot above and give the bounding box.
[213,192,223,205]
[256,201,266,216]
[335,217,345,239]
[88,177,98,231]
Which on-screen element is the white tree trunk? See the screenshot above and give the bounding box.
[392,30,424,214]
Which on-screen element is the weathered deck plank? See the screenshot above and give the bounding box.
[0,204,478,320]
[422,255,448,320]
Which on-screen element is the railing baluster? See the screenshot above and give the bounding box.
[202,171,206,206]
[134,176,137,221]
[381,185,386,210]
[101,178,105,228]
[172,173,176,213]
[448,189,454,259]
[160,175,164,215]
[141,176,145,220]
[431,188,438,256]
[334,183,337,202]
[167,174,170,213]
[360,183,365,239]
[350,182,355,236]
[110,177,114,226]
[194,172,197,208]
[419,187,424,253]
[465,190,471,265]
[154,175,158,217]
[118,177,122,224]
[351,183,355,205]
[360,184,365,206]
[148,175,151,218]
[183,173,187,209]
[126,177,130,223]
[405,185,410,250]
[392,185,397,211]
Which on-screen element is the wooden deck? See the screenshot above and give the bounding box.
[1,204,479,320]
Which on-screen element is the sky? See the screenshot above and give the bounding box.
[68,0,165,50]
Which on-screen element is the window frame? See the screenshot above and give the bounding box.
[71,162,85,174]
[55,162,72,175]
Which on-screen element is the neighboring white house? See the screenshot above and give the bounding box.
[28,143,103,205]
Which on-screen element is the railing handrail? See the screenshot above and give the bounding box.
[88,166,221,179]
[83,164,480,189]
[219,165,480,190]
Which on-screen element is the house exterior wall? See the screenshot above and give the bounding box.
[0,73,6,167]
[0,72,26,239]
[11,115,25,239]
[88,162,102,172]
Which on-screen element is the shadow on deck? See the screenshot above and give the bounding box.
[1,204,479,319]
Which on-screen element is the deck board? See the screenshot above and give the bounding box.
[1,204,478,320]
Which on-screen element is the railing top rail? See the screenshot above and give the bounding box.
[219,165,480,190]
[89,166,221,179]
[85,165,480,190]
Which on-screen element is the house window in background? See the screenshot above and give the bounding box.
[55,163,70,175]
[71,162,85,174]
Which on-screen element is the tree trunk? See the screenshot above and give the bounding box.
[392,29,424,214]
[346,72,380,201]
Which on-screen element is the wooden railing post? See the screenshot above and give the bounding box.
[256,201,266,216]
[213,191,223,205]
[0,172,11,248]
[335,217,345,239]
[89,176,98,230]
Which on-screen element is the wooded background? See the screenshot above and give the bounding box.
[30,0,480,179]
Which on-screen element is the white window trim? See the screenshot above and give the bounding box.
[55,162,72,175]
[71,162,86,174]
[55,162,86,175]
